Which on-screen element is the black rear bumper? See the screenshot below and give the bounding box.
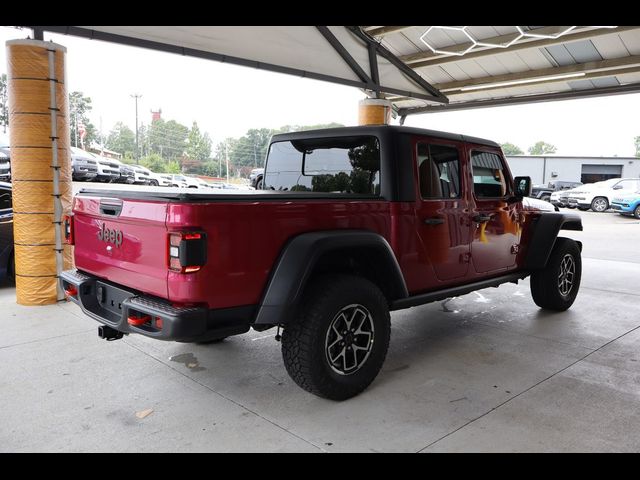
[60,269,252,342]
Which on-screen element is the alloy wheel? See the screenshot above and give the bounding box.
[557,254,575,296]
[325,304,375,376]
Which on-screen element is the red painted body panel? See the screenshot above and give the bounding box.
[74,198,393,308]
[73,196,170,298]
[71,137,548,311]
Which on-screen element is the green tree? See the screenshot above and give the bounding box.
[69,91,97,148]
[201,160,220,177]
[140,153,166,172]
[227,124,345,173]
[183,121,212,173]
[528,141,557,155]
[213,138,238,178]
[634,136,640,157]
[500,142,524,155]
[138,123,149,157]
[148,118,189,161]
[165,160,181,174]
[0,74,8,133]
[186,121,212,161]
[229,128,273,169]
[105,122,136,158]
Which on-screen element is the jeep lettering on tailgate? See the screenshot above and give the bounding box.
[97,223,123,248]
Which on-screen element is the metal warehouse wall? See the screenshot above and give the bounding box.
[506,155,640,185]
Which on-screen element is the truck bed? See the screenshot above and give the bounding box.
[72,188,391,308]
[77,187,379,202]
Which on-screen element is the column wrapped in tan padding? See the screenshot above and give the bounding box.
[7,39,73,305]
[358,98,393,126]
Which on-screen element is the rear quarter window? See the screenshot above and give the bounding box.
[264,136,381,195]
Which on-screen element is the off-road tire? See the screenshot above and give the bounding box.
[282,274,390,400]
[530,237,581,311]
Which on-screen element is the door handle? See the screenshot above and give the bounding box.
[424,217,445,225]
[473,213,494,223]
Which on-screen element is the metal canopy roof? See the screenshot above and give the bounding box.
[27,26,447,104]
[25,26,640,118]
[364,26,640,116]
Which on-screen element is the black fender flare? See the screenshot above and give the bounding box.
[253,230,408,325]
[524,212,583,269]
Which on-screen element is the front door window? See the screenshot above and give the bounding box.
[470,150,520,273]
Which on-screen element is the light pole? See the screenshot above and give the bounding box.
[131,93,142,163]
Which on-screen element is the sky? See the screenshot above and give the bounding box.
[1,25,639,157]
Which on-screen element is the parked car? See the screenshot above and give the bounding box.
[611,190,640,219]
[146,170,171,187]
[0,182,13,282]
[183,176,204,188]
[531,180,582,202]
[192,178,216,189]
[166,174,188,188]
[0,149,10,182]
[0,132,11,182]
[550,187,580,208]
[249,167,264,189]
[568,178,640,212]
[111,159,135,184]
[168,174,200,188]
[209,182,238,190]
[93,154,121,183]
[70,147,98,181]
[159,174,174,186]
[61,125,583,400]
[130,165,152,185]
[219,182,241,190]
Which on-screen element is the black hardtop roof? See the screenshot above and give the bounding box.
[270,125,500,149]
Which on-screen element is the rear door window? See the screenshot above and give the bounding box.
[416,143,461,199]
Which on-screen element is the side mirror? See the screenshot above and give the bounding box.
[514,176,532,198]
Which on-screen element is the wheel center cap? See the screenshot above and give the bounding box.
[344,332,354,345]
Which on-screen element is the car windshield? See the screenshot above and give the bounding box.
[593,179,621,188]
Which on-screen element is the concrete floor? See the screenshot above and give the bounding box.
[1,210,639,452]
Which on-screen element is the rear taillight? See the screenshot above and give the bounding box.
[63,214,74,245]
[168,231,207,273]
[64,284,78,298]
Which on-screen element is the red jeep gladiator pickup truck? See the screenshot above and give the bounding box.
[61,125,583,400]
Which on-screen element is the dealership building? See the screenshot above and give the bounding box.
[506,155,640,185]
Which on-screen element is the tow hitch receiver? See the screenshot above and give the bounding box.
[98,325,125,341]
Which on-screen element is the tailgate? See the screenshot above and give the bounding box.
[73,195,169,298]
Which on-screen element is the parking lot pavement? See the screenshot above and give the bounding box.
[1,210,639,452]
